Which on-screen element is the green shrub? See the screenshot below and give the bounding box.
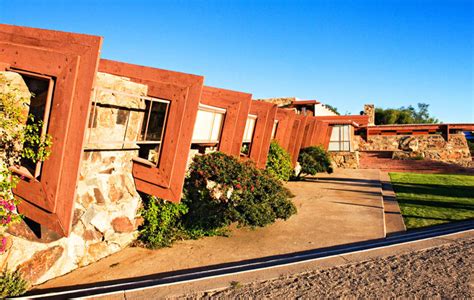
[295,146,333,179]
[182,152,296,237]
[138,196,188,248]
[0,269,29,298]
[467,140,474,152]
[266,140,293,181]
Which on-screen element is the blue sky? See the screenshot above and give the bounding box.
[1,0,472,122]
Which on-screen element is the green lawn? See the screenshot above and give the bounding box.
[389,172,474,229]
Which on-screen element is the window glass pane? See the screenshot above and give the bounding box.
[192,109,215,142]
[145,101,168,141]
[210,112,224,141]
[328,141,339,151]
[330,125,340,141]
[271,120,279,139]
[243,117,256,142]
[342,125,350,140]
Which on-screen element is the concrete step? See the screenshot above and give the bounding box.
[379,172,406,236]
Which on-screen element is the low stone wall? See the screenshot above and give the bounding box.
[356,134,472,165]
[1,72,146,285]
[330,152,359,169]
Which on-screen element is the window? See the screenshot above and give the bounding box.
[241,114,257,155]
[12,70,54,180]
[271,120,279,139]
[191,104,226,144]
[329,125,351,151]
[87,87,170,165]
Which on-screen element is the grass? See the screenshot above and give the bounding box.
[389,172,474,229]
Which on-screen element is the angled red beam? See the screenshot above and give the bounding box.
[274,108,297,151]
[247,101,278,169]
[287,115,308,166]
[200,86,252,157]
[99,59,204,203]
[315,115,370,127]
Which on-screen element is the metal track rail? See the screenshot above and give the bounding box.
[22,220,474,299]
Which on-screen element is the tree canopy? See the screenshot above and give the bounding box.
[374,103,439,125]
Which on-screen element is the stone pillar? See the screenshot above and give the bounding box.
[364,104,375,126]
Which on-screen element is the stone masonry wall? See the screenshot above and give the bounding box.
[356,134,472,165]
[330,152,360,169]
[1,72,147,285]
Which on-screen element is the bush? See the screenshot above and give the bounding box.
[295,146,333,179]
[182,152,296,237]
[138,152,297,247]
[138,196,188,248]
[0,269,29,298]
[266,140,293,181]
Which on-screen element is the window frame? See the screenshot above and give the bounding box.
[199,86,252,156]
[99,59,204,203]
[0,24,103,236]
[328,124,352,152]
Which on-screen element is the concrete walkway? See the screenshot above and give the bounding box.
[36,169,385,291]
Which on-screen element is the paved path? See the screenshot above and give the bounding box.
[36,169,385,291]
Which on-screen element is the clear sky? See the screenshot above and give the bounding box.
[1,0,472,122]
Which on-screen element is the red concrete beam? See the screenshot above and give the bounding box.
[200,86,252,157]
[247,101,278,169]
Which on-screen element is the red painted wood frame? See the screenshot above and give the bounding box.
[274,108,297,152]
[99,59,204,203]
[287,115,308,166]
[314,115,369,127]
[200,86,252,156]
[246,101,278,169]
[0,25,103,236]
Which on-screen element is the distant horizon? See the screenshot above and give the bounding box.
[0,0,472,123]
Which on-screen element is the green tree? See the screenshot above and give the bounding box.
[374,103,439,125]
[295,146,333,179]
[266,141,293,181]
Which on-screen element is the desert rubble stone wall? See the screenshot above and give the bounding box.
[355,134,472,165]
[1,72,146,285]
[330,152,360,169]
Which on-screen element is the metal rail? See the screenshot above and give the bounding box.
[21,220,474,300]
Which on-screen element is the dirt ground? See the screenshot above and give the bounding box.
[182,236,473,299]
[38,169,385,290]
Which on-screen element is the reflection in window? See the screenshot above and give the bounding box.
[137,100,169,164]
[15,71,55,179]
[328,125,351,152]
[241,114,257,156]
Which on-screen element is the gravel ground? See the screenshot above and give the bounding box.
[180,237,473,299]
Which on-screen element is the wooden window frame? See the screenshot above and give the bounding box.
[245,101,277,169]
[0,24,103,236]
[98,59,204,203]
[199,86,252,156]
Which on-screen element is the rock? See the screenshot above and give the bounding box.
[83,229,103,241]
[111,217,134,233]
[7,220,62,243]
[90,211,111,233]
[17,246,64,283]
[93,188,106,205]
